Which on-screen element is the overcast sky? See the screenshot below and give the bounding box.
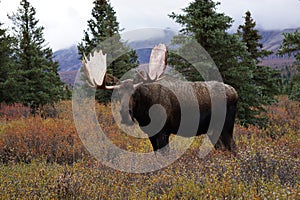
[0,0,299,51]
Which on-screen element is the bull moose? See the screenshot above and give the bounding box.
[82,44,238,153]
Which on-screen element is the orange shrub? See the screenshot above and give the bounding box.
[0,117,89,164]
[0,103,30,121]
[262,96,300,139]
[0,96,298,165]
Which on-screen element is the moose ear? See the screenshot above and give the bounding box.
[148,44,168,80]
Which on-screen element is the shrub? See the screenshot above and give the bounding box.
[0,103,30,121]
[0,97,299,199]
[0,117,89,164]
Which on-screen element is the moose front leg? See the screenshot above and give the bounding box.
[149,132,170,154]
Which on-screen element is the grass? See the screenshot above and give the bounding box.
[0,97,299,199]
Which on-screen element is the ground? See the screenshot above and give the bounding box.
[0,96,299,199]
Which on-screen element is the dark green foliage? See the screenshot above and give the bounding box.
[0,21,15,103]
[169,0,270,126]
[77,0,120,57]
[237,11,272,62]
[78,0,139,103]
[238,11,281,126]
[278,31,300,101]
[5,0,64,112]
[169,0,241,83]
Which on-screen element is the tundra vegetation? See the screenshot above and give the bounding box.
[0,0,299,199]
[0,97,299,199]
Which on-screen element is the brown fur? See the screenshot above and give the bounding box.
[123,77,238,152]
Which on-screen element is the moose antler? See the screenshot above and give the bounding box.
[83,44,168,90]
[137,44,168,82]
[82,50,120,90]
[148,43,168,80]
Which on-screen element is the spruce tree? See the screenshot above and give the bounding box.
[278,30,300,101]
[238,11,272,61]
[238,11,280,125]
[0,21,15,103]
[169,0,262,126]
[7,0,64,112]
[78,0,139,103]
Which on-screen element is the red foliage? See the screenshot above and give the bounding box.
[0,96,298,165]
[0,103,30,121]
[0,117,89,164]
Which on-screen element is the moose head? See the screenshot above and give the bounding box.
[82,44,168,125]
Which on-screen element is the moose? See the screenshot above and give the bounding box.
[82,44,238,153]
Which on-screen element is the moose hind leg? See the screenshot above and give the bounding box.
[212,130,236,153]
[218,105,237,152]
[209,106,237,152]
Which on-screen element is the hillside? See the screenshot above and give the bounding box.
[56,29,175,85]
[54,45,81,85]
[54,45,81,72]
[259,28,299,69]
[55,28,299,85]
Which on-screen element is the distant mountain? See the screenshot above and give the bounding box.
[54,45,81,85]
[53,45,81,72]
[55,28,299,85]
[259,28,299,69]
[129,28,176,64]
[55,29,175,85]
[260,28,299,53]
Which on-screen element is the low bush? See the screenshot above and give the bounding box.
[0,117,88,164]
[0,103,30,121]
[0,96,299,199]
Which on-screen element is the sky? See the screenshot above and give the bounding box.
[0,0,299,51]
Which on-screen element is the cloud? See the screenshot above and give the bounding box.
[111,0,190,30]
[218,0,300,30]
[0,0,94,50]
[0,0,299,50]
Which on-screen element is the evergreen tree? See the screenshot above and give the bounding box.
[169,0,263,126]
[278,30,300,101]
[78,0,139,103]
[238,11,281,125]
[238,11,272,61]
[0,21,15,103]
[78,0,119,57]
[7,0,64,112]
